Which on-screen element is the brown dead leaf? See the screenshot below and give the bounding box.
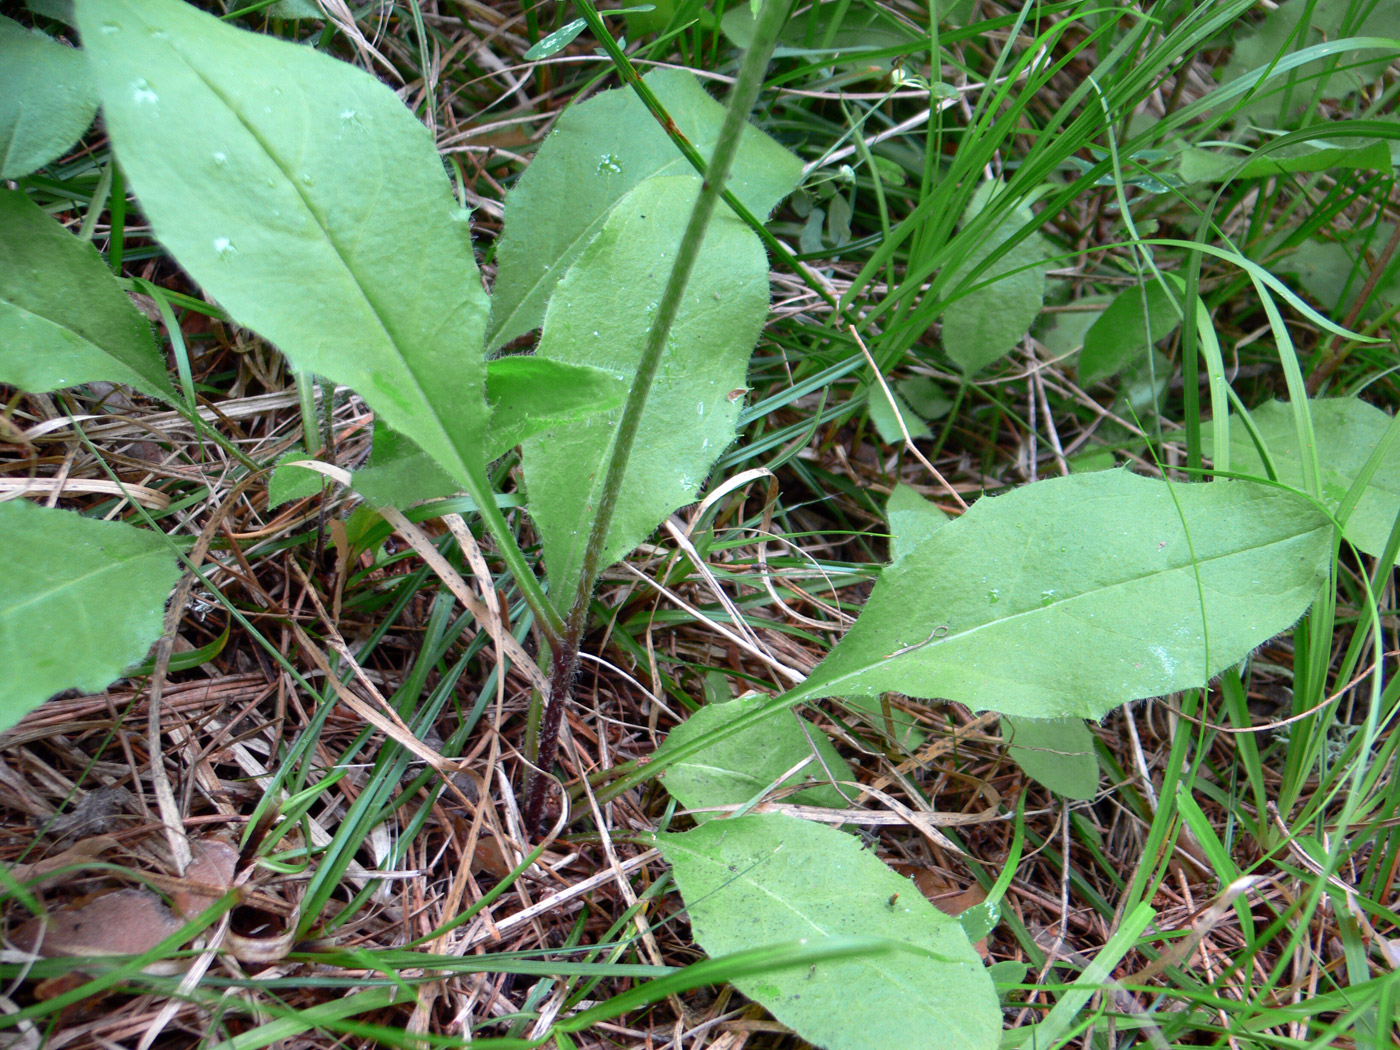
[11,888,185,959]
[7,835,120,891]
[171,839,239,919]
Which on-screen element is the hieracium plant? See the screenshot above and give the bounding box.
[3,1,1397,1048]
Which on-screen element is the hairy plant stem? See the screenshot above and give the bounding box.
[572,0,850,323]
[523,0,795,831]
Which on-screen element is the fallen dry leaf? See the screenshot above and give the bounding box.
[171,839,239,919]
[7,835,120,891]
[11,888,186,959]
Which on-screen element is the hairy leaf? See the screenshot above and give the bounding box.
[0,499,180,731]
[655,694,856,820]
[0,15,97,178]
[1223,0,1400,118]
[0,188,172,399]
[353,357,629,506]
[1210,398,1400,557]
[78,0,491,491]
[521,175,769,609]
[886,482,948,564]
[267,448,323,509]
[942,184,1050,374]
[803,471,1332,720]
[488,68,800,348]
[657,814,1000,1050]
[1000,716,1098,799]
[1079,276,1182,385]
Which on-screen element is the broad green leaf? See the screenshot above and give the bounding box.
[1078,276,1182,385]
[1238,139,1391,178]
[487,68,801,349]
[999,716,1098,799]
[352,423,459,507]
[0,188,173,400]
[866,384,930,443]
[656,814,1000,1050]
[802,471,1332,721]
[0,15,97,178]
[942,185,1050,374]
[1039,294,1110,358]
[0,499,180,731]
[267,448,323,509]
[78,0,491,493]
[521,175,769,609]
[655,693,856,821]
[1223,0,1400,118]
[1272,229,1400,318]
[354,357,629,506]
[617,0,679,37]
[1177,140,1393,183]
[482,356,630,456]
[894,376,953,423]
[886,482,947,565]
[721,1,922,64]
[1209,399,1400,557]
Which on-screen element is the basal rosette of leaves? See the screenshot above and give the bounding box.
[0,3,1360,1049]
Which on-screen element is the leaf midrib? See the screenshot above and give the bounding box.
[820,515,1331,689]
[144,14,474,487]
[670,836,986,1050]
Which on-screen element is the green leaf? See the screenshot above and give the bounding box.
[1209,399,1400,557]
[999,716,1098,799]
[866,384,930,443]
[886,482,948,565]
[1272,229,1400,318]
[1039,294,1110,358]
[894,375,953,423]
[522,18,586,61]
[521,175,769,609]
[267,448,323,509]
[0,15,97,178]
[1223,0,1400,118]
[802,471,1332,721]
[487,68,801,349]
[1078,276,1182,386]
[78,0,491,493]
[656,814,1000,1050]
[483,356,630,456]
[0,499,180,732]
[353,357,630,507]
[0,188,173,400]
[1177,139,1393,184]
[721,1,922,64]
[942,184,1050,374]
[352,422,459,507]
[1238,139,1392,178]
[839,483,950,749]
[655,693,856,820]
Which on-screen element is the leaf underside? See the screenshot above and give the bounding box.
[0,188,172,399]
[657,814,1001,1050]
[804,470,1332,721]
[1211,398,1400,558]
[78,0,491,492]
[0,15,98,178]
[521,175,770,610]
[0,499,180,730]
[655,694,856,820]
[487,67,802,349]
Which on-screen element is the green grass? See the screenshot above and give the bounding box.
[2,0,1399,1046]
